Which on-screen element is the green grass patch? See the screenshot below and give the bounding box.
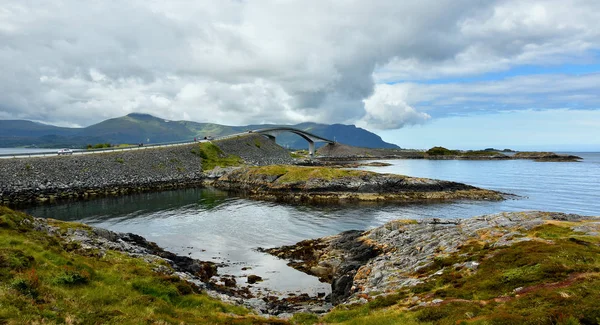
[248,165,366,183]
[192,142,244,171]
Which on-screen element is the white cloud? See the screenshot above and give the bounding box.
[359,84,431,130]
[0,0,599,129]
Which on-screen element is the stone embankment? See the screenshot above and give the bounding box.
[0,135,294,207]
[214,134,293,166]
[203,165,506,204]
[0,144,205,206]
[263,211,600,305]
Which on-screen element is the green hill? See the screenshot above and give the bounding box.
[0,113,400,149]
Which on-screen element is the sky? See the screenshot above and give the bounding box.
[0,0,599,150]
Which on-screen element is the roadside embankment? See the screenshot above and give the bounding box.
[0,144,204,206]
[203,165,506,204]
[263,211,600,323]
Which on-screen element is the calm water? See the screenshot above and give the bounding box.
[24,153,600,295]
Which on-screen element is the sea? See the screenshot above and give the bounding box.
[12,150,600,296]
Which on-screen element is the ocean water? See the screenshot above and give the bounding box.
[23,152,600,295]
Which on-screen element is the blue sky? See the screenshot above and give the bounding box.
[1,1,599,151]
[381,109,600,151]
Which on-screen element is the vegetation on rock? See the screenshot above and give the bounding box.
[247,165,365,183]
[514,152,582,162]
[192,142,244,171]
[426,146,507,158]
[426,146,460,156]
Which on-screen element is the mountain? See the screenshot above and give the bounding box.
[0,113,400,149]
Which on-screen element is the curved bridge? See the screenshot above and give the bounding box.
[253,127,335,157]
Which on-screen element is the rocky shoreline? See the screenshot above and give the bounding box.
[23,213,331,317]
[262,211,600,305]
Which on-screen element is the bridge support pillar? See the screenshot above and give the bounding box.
[308,141,315,159]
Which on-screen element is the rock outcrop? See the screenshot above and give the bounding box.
[263,211,600,305]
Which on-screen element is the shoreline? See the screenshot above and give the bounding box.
[3,205,598,322]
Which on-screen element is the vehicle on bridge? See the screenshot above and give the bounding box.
[57,148,73,155]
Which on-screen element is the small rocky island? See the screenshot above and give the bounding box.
[203,165,506,204]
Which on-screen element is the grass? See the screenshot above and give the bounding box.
[247,165,366,183]
[0,206,285,324]
[191,142,244,171]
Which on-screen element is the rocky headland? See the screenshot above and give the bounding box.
[202,165,507,204]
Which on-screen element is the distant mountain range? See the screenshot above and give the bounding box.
[0,113,399,149]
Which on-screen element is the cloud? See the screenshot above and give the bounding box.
[0,0,599,129]
[359,84,431,130]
